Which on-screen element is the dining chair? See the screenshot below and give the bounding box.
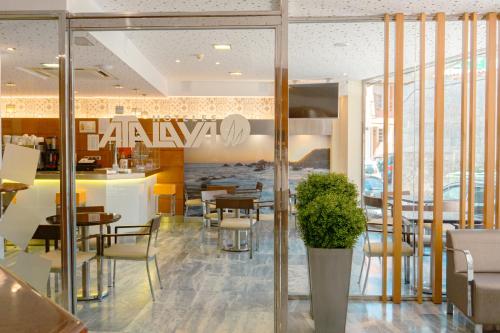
[201,190,227,227]
[358,222,414,294]
[216,197,258,259]
[184,187,203,217]
[360,195,413,294]
[100,217,162,301]
[207,185,237,194]
[32,224,100,297]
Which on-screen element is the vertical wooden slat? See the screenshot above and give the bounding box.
[432,12,445,304]
[496,13,500,230]
[392,13,404,304]
[382,13,390,303]
[417,13,426,304]
[483,13,497,229]
[459,14,469,230]
[468,13,477,230]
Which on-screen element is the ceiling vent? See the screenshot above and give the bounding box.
[17,67,116,80]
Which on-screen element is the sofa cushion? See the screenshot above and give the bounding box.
[447,230,500,273]
[473,273,500,324]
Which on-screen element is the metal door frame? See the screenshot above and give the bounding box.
[67,7,290,333]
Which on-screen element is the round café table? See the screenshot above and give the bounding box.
[46,212,121,301]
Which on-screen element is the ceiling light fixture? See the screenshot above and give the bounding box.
[6,47,16,52]
[41,63,59,69]
[175,59,181,63]
[5,82,16,87]
[213,44,231,51]
[215,62,220,65]
[334,42,349,47]
[113,84,123,89]
[229,71,243,76]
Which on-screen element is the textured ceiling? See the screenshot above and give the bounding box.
[94,0,499,16]
[0,0,492,97]
[125,29,275,81]
[289,0,500,16]
[0,21,161,97]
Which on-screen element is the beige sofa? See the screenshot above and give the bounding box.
[446,229,500,333]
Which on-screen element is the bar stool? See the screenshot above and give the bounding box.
[153,184,176,217]
[55,190,86,213]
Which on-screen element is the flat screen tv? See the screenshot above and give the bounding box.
[289,83,339,118]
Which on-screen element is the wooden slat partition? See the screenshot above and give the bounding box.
[392,13,404,304]
[431,12,445,304]
[483,13,497,229]
[497,13,500,230]
[382,13,390,303]
[468,13,478,229]
[459,14,469,230]
[417,13,426,304]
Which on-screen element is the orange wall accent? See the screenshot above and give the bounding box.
[2,118,185,215]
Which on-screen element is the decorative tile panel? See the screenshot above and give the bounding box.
[0,96,274,119]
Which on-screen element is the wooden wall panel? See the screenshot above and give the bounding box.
[468,13,478,229]
[432,12,446,304]
[459,14,469,230]
[417,13,426,304]
[2,118,185,216]
[382,13,390,303]
[392,13,405,304]
[497,14,500,229]
[483,13,497,229]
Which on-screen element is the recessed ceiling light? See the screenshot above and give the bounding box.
[41,63,59,69]
[229,71,243,76]
[213,44,231,51]
[5,82,16,87]
[175,59,181,63]
[215,62,220,65]
[343,73,348,76]
[6,47,16,52]
[334,42,349,47]
[113,84,123,89]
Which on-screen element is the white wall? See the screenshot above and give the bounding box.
[330,81,363,194]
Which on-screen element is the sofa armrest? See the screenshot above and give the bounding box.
[446,247,474,316]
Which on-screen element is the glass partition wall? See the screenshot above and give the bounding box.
[67,16,287,331]
[0,16,67,307]
[0,10,290,332]
[361,14,496,303]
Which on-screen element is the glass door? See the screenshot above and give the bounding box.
[68,14,287,332]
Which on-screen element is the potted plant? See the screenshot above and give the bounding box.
[296,173,366,333]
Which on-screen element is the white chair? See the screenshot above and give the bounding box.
[33,225,100,297]
[201,190,227,227]
[184,187,203,217]
[216,197,259,259]
[101,217,162,301]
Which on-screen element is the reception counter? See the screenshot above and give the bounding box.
[14,169,160,230]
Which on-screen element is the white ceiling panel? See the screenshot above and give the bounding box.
[124,29,275,81]
[93,0,499,16]
[290,0,499,17]
[95,0,278,12]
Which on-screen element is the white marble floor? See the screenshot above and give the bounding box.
[55,215,481,333]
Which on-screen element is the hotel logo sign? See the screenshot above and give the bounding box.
[98,114,251,149]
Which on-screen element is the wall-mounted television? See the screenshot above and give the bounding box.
[289,83,339,118]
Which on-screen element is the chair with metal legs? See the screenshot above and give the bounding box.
[216,197,258,259]
[101,217,162,301]
[32,224,100,298]
[201,190,227,227]
[184,187,203,217]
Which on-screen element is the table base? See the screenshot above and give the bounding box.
[78,289,110,301]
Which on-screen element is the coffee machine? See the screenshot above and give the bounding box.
[44,137,59,171]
